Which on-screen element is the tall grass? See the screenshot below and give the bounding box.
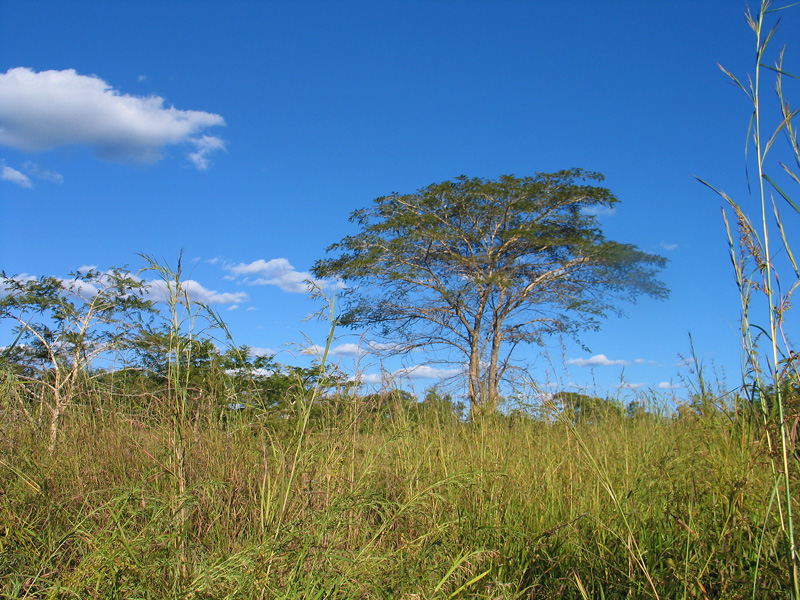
[0,387,793,599]
[698,1,800,595]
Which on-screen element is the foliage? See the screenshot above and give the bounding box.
[552,391,625,424]
[313,170,668,414]
[0,267,153,450]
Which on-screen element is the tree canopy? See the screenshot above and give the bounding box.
[312,170,669,413]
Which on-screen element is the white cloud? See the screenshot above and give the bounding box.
[581,206,616,216]
[567,354,631,367]
[328,343,364,357]
[0,67,225,168]
[23,161,63,183]
[225,258,320,294]
[657,381,685,390]
[301,343,363,357]
[353,364,462,385]
[248,347,275,357]
[660,241,678,251]
[1,163,31,188]
[617,382,646,389]
[145,278,248,305]
[395,365,462,380]
[188,134,226,170]
[1,269,246,310]
[354,373,385,385]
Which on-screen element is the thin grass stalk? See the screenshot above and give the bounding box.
[139,252,211,582]
[700,1,800,594]
[263,283,339,583]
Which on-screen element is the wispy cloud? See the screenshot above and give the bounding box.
[660,241,678,251]
[248,346,276,358]
[188,135,226,170]
[23,161,63,183]
[396,365,462,380]
[354,364,462,385]
[0,67,225,169]
[657,381,685,390]
[224,258,327,294]
[145,278,247,306]
[567,354,631,367]
[581,206,616,216]
[302,342,365,358]
[0,162,31,188]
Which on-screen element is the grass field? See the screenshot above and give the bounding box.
[0,382,794,599]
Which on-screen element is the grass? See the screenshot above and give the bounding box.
[0,390,795,599]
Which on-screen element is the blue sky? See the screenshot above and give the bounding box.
[1,0,798,401]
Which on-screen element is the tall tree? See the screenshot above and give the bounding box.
[313,170,668,413]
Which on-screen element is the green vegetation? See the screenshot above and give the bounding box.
[1,0,800,598]
[0,370,795,599]
[0,260,796,598]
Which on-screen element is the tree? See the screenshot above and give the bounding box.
[313,170,668,414]
[0,268,153,450]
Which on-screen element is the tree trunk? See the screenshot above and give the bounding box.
[468,338,482,415]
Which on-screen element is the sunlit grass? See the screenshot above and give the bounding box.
[0,389,794,599]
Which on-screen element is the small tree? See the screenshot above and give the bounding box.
[313,170,668,414]
[0,268,153,450]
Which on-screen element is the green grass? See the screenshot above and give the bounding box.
[0,393,795,599]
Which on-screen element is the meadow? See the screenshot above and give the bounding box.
[0,366,795,599]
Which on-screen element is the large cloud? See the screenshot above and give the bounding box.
[0,67,225,168]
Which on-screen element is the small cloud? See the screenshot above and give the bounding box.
[248,347,275,357]
[567,354,631,367]
[137,75,147,82]
[1,162,32,188]
[657,381,685,390]
[395,365,462,380]
[188,134,226,170]
[23,161,63,183]
[617,382,645,389]
[225,258,326,294]
[301,342,365,358]
[144,278,247,306]
[329,343,364,357]
[354,373,384,385]
[660,241,678,251]
[581,206,616,216]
